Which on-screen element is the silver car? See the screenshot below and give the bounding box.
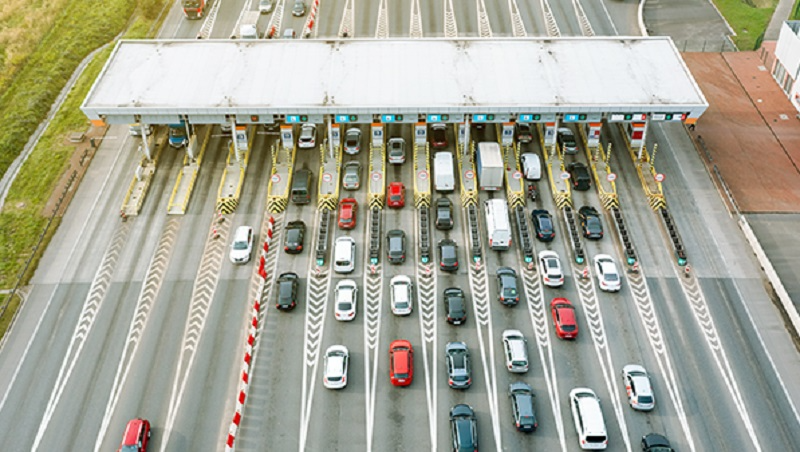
[292,0,306,16]
[387,137,406,164]
[622,364,655,411]
[344,128,362,154]
[342,161,361,190]
[259,0,274,13]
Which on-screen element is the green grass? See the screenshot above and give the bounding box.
[0,4,170,340]
[713,0,779,50]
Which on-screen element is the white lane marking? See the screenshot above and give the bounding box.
[93,218,180,452]
[415,208,437,448]
[466,261,502,451]
[596,0,619,35]
[32,221,130,451]
[338,0,356,38]
[298,210,332,451]
[626,269,695,451]
[667,122,800,446]
[519,256,567,451]
[574,269,631,452]
[409,0,423,38]
[506,0,528,37]
[676,270,762,450]
[0,131,129,417]
[476,0,493,38]
[539,0,561,37]
[570,0,595,36]
[375,0,389,38]
[160,216,232,450]
[443,0,458,38]
[362,253,383,452]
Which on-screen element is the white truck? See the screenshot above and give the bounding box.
[476,142,504,191]
[484,199,511,250]
[239,11,260,39]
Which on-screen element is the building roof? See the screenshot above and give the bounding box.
[81,37,708,124]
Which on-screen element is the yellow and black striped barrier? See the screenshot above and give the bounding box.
[267,196,288,213]
[216,197,239,214]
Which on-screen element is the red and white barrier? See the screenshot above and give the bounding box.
[225,217,276,451]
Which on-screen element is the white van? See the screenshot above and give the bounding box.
[333,237,355,274]
[484,199,511,250]
[520,153,541,180]
[569,388,608,450]
[434,152,455,192]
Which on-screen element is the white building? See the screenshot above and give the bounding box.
[773,21,800,112]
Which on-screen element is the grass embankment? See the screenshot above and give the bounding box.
[0,1,169,337]
[713,0,779,50]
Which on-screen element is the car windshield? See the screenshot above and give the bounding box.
[638,395,653,403]
[286,229,301,243]
[338,301,352,310]
[452,373,468,382]
[562,324,576,332]
[233,240,248,250]
[121,446,140,452]
[390,194,401,201]
[605,273,619,282]
[344,173,357,182]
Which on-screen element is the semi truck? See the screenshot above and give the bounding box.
[476,142,504,191]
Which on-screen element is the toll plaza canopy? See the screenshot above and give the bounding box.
[81,37,708,125]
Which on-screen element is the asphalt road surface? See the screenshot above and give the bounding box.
[0,1,798,452]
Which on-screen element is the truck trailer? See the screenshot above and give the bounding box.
[476,142,504,191]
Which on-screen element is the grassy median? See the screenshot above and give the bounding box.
[0,2,169,338]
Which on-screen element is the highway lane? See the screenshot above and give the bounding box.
[0,2,799,452]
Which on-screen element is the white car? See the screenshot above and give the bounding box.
[298,123,317,148]
[390,275,414,316]
[539,250,564,287]
[334,279,358,321]
[229,226,254,264]
[323,345,349,389]
[622,364,655,411]
[593,254,621,292]
[520,153,541,180]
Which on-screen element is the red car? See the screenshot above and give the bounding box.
[338,198,358,229]
[551,298,578,339]
[387,182,405,208]
[118,418,151,452]
[430,123,448,149]
[389,339,414,386]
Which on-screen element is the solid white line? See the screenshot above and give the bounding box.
[29,134,128,451]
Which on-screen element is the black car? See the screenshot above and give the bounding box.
[435,197,454,230]
[284,220,306,253]
[444,287,467,325]
[438,238,459,272]
[387,229,406,264]
[578,206,603,239]
[445,342,472,389]
[531,209,555,242]
[641,433,674,452]
[450,404,478,452]
[516,123,533,143]
[275,272,299,310]
[509,382,538,432]
[496,267,519,306]
[568,162,591,191]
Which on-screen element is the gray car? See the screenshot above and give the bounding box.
[387,229,406,264]
[342,161,361,190]
[445,342,471,389]
[292,0,306,16]
[387,137,406,164]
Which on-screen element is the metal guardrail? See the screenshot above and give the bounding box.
[315,209,331,265]
[611,207,638,265]
[514,205,534,263]
[418,206,430,263]
[562,206,585,264]
[466,204,482,261]
[369,207,381,264]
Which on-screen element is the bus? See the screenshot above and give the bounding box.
[182,0,211,19]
